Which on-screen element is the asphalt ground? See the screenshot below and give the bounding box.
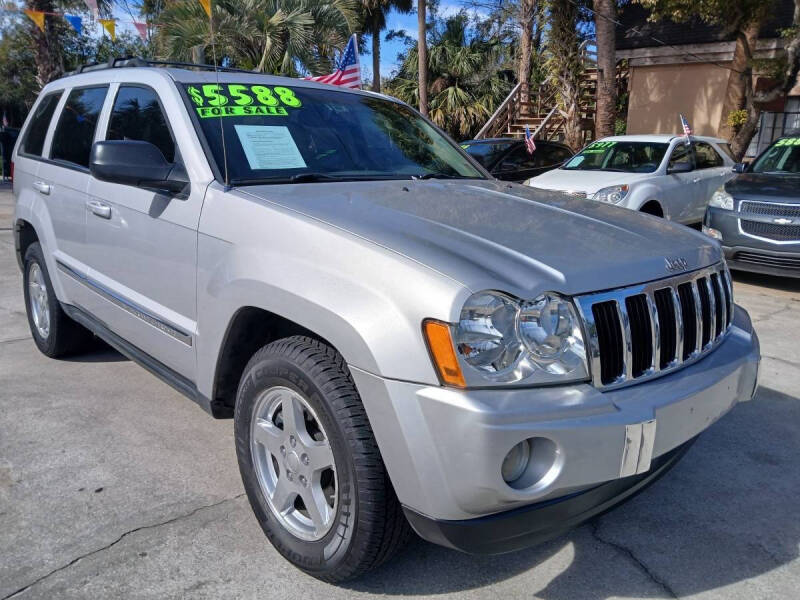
[2,182,799,599]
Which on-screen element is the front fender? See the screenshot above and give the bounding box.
[194,185,471,400]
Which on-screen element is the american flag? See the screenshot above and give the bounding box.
[303,34,361,89]
[524,125,536,154]
[680,114,692,136]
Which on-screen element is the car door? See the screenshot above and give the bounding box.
[661,142,703,223]
[84,83,201,379]
[36,85,109,307]
[692,141,730,222]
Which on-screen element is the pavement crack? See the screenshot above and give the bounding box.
[590,521,678,599]
[1,493,246,600]
[762,354,800,369]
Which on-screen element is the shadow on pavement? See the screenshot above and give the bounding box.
[346,385,798,598]
[60,337,128,363]
[731,269,800,293]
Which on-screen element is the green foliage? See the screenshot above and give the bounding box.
[384,11,513,140]
[726,109,748,130]
[155,0,359,75]
[634,0,775,30]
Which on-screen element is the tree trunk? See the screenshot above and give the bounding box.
[729,0,800,159]
[418,0,428,116]
[593,0,617,139]
[717,22,761,140]
[371,18,381,93]
[518,0,535,108]
[546,0,584,150]
[29,0,62,88]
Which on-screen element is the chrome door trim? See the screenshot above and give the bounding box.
[56,260,193,346]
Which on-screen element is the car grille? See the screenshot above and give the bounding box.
[740,220,800,242]
[575,263,733,389]
[734,251,800,271]
[740,201,800,218]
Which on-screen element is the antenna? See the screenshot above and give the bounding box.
[207,2,230,187]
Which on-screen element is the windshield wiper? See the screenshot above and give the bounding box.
[414,172,472,180]
[288,172,343,183]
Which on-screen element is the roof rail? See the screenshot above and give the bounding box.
[66,56,255,76]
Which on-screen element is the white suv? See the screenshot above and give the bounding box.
[527,134,735,224]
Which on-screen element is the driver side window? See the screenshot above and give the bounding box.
[668,144,693,170]
[106,85,176,162]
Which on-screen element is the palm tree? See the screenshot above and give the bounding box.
[593,0,617,139]
[360,0,412,92]
[156,0,358,75]
[387,13,511,139]
[417,0,428,115]
[544,0,584,150]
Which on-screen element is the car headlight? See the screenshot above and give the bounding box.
[592,184,629,204]
[710,186,734,210]
[452,290,588,385]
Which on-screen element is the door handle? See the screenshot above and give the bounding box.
[87,200,112,219]
[33,181,51,195]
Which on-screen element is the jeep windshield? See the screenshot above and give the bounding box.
[562,141,669,173]
[183,83,484,184]
[751,137,800,174]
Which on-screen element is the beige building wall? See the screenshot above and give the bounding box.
[627,63,731,137]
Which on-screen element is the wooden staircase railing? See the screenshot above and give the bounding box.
[474,39,624,145]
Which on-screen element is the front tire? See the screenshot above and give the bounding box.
[234,336,411,582]
[23,242,92,357]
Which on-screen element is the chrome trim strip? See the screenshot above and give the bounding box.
[670,286,684,366]
[616,299,633,382]
[705,276,717,344]
[690,279,703,356]
[56,260,193,347]
[645,292,660,373]
[576,263,731,391]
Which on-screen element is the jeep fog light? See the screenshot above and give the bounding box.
[501,440,531,484]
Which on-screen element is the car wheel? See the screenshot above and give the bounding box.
[234,336,411,582]
[23,242,92,357]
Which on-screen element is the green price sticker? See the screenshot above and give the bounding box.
[186,84,302,118]
[775,137,800,147]
[587,141,616,150]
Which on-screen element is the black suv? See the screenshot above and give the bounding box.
[704,133,800,278]
[461,137,573,182]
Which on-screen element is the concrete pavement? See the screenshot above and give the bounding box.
[2,182,799,599]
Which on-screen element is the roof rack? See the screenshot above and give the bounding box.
[67,56,255,76]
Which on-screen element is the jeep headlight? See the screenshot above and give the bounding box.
[592,184,629,204]
[710,186,734,210]
[453,290,588,385]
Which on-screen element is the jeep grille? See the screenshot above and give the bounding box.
[575,263,733,389]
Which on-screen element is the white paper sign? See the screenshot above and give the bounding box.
[233,125,307,170]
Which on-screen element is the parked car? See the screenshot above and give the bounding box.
[527,134,735,225]
[460,137,573,182]
[704,133,800,277]
[13,59,759,582]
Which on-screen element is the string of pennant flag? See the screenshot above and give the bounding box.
[10,0,173,41]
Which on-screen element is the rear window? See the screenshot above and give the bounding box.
[463,141,515,167]
[20,92,62,157]
[51,86,108,168]
[563,141,668,173]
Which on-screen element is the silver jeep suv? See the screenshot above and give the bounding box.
[12,59,760,582]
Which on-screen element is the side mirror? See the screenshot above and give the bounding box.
[667,162,693,174]
[732,162,747,173]
[90,140,189,195]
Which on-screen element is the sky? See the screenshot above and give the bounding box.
[362,1,489,83]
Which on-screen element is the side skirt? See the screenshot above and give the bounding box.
[61,302,232,418]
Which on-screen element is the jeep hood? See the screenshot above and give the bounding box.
[237,179,721,297]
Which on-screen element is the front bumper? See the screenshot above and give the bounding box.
[705,206,800,277]
[403,437,694,554]
[352,305,759,532]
